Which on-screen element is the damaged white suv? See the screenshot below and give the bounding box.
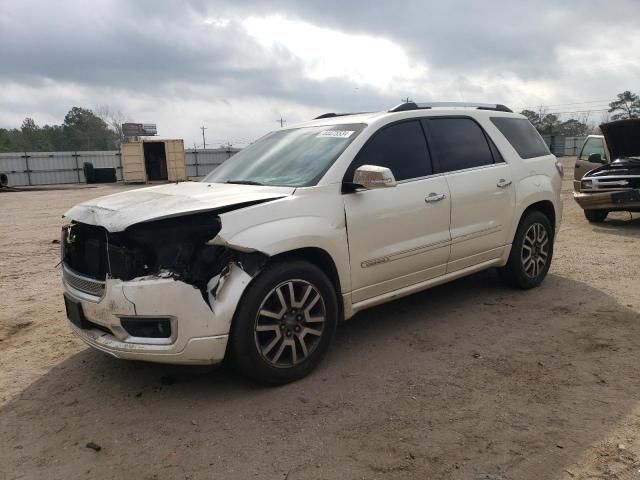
[62,102,563,384]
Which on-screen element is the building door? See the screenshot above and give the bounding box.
[143,142,168,181]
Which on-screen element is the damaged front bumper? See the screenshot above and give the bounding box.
[573,188,640,211]
[63,263,252,365]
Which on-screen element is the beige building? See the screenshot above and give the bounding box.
[121,139,186,183]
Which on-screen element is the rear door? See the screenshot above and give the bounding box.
[574,137,607,186]
[343,120,451,303]
[423,117,515,272]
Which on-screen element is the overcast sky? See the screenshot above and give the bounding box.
[1,0,639,147]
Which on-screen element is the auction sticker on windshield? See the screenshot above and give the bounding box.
[316,130,355,138]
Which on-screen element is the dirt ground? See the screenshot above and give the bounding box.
[1,158,639,480]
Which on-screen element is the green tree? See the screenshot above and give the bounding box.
[0,128,19,152]
[520,109,541,129]
[608,91,640,120]
[19,117,54,151]
[557,119,589,136]
[538,113,560,134]
[63,107,117,150]
[0,107,121,152]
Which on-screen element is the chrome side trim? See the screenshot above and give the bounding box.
[361,239,450,268]
[451,225,502,245]
[360,225,502,268]
[584,175,640,180]
[352,257,504,314]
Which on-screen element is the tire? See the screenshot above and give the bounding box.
[83,162,95,184]
[584,209,608,223]
[498,210,554,289]
[230,259,338,385]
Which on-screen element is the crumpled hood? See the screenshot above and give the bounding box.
[600,119,640,160]
[64,182,295,232]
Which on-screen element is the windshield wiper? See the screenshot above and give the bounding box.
[225,179,264,186]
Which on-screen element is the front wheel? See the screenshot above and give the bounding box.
[498,210,554,289]
[584,209,608,223]
[230,260,338,385]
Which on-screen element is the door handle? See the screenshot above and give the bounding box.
[497,179,512,188]
[425,193,446,203]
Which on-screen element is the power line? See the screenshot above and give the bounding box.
[516,99,612,110]
[534,108,610,115]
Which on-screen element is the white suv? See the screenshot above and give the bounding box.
[62,102,563,384]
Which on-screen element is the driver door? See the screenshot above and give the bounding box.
[574,137,607,188]
[342,120,452,304]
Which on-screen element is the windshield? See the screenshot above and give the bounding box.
[202,124,365,187]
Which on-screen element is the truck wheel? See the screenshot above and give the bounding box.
[498,210,554,289]
[230,260,338,385]
[584,209,608,223]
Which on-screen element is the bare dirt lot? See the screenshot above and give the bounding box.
[1,158,640,480]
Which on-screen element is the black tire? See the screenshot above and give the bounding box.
[584,209,608,223]
[83,162,95,184]
[498,210,554,289]
[230,259,338,385]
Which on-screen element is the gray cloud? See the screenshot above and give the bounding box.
[1,0,639,142]
[201,0,640,77]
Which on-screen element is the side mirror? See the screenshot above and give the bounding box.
[352,165,397,189]
[588,153,605,164]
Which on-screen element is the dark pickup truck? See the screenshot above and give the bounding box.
[573,119,640,222]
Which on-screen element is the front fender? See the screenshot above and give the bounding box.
[212,186,351,293]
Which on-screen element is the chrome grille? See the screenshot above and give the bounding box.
[63,265,105,298]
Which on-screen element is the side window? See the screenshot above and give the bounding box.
[490,117,550,159]
[345,120,432,182]
[426,118,495,172]
[579,138,606,161]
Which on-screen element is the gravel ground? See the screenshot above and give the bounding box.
[1,158,639,480]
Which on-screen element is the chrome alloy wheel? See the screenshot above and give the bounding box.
[254,279,326,368]
[521,222,549,278]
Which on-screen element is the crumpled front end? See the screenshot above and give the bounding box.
[61,212,265,365]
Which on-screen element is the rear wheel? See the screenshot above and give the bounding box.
[230,260,338,385]
[499,210,554,289]
[584,209,608,223]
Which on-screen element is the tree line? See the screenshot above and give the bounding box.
[0,106,127,153]
[1,91,639,152]
[520,90,640,137]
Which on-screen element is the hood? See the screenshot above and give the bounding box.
[584,158,640,179]
[600,119,640,160]
[64,182,295,232]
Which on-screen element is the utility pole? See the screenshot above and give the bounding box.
[402,97,412,103]
[200,126,207,149]
[276,117,286,128]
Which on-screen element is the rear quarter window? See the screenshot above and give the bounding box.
[490,117,550,159]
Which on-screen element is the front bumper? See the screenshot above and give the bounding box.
[573,189,640,211]
[63,264,252,365]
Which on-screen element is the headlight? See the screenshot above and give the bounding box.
[581,179,593,190]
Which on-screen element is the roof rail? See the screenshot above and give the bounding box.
[314,112,369,119]
[388,102,513,113]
